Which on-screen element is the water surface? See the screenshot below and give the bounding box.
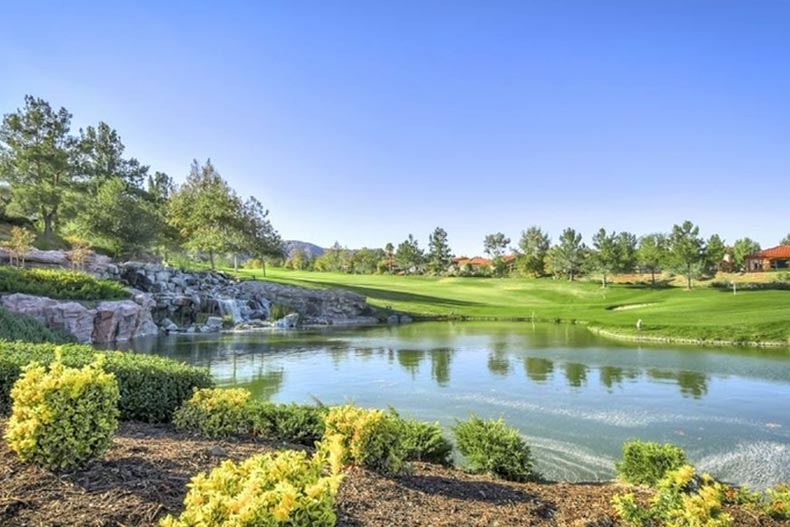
[125,322,790,487]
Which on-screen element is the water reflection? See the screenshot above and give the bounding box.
[564,362,588,387]
[430,348,452,386]
[648,368,708,399]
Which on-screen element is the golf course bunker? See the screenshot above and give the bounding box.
[607,303,659,311]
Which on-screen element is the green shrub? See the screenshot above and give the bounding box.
[0,266,130,300]
[612,464,731,527]
[323,404,407,475]
[0,341,214,421]
[160,449,344,527]
[616,439,687,486]
[269,303,296,321]
[4,352,119,469]
[250,402,326,446]
[452,415,536,482]
[389,409,453,465]
[765,484,790,520]
[0,306,73,343]
[173,388,252,438]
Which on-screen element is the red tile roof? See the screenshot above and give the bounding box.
[452,255,517,266]
[750,245,790,259]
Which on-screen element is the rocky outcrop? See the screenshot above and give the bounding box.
[0,248,116,276]
[1,292,159,344]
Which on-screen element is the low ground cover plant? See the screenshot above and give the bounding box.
[323,404,407,475]
[0,307,73,343]
[4,351,119,470]
[616,439,688,486]
[612,464,732,527]
[0,341,213,421]
[0,266,129,300]
[160,447,344,527]
[452,414,537,482]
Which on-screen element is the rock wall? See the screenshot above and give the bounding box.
[0,247,116,277]
[1,292,159,343]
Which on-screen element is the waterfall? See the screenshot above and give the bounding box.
[218,298,243,324]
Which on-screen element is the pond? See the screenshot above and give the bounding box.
[123,322,790,488]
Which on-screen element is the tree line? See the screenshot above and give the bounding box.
[287,224,784,289]
[0,96,283,267]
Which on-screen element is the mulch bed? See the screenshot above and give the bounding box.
[0,420,783,527]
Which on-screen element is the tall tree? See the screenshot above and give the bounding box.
[591,228,619,288]
[74,177,161,257]
[669,220,705,289]
[234,196,283,274]
[395,234,423,274]
[637,233,668,286]
[483,232,510,259]
[516,226,550,277]
[616,231,638,274]
[78,122,148,191]
[384,242,395,274]
[781,234,790,246]
[732,238,761,270]
[426,227,452,275]
[0,96,79,236]
[704,234,726,276]
[167,159,245,269]
[548,228,586,281]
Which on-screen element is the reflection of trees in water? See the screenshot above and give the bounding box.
[430,348,453,386]
[648,368,708,399]
[238,368,285,401]
[487,341,511,376]
[564,362,588,387]
[599,365,639,389]
[397,349,423,378]
[524,357,554,382]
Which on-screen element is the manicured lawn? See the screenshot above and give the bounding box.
[221,267,790,345]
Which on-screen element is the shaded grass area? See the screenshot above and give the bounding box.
[225,267,790,345]
[0,307,72,344]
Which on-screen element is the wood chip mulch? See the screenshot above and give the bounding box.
[0,421,783,527]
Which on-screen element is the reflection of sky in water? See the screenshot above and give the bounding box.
[124,322,790,488]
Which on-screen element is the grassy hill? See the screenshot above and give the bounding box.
[221,267,790,346]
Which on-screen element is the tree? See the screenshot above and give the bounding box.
[616,231,638,274]
[384,242,395,274]
[704,234,726,276]
[167,159,246,269]
[781,234,790,246]
[74,177,161,257]
[516,226,550,277]
[669,220,705,289]
[483,232,510,259]
[78,122,148,191]
[427,227,452,275]
[234,196,283,275]
[395,234,424,274]
[732,238,761,270]
[591,228,619,288]
[548,228,586,281]
[0,96,79,237]
[637,233,668,286]
[351,247,384,274]
[1,226,36,267]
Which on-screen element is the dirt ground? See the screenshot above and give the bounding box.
[0,421,782,527]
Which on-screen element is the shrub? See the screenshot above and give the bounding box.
[452,415,536,482]
[389,409,453,465]
[323,405,407,475]
[250,402,326,446]
[616,439,687,486]
[612,465,731,527]
[0,266,130,300]
[0,307,73,343]
[173,388,252,438]
[160,448,344,527]
[3,352,119,470]
[765,484,790,520]
[269,303,296,321]
[0,341,214,421]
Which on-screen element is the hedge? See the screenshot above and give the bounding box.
[0,267,129,300]
[0,341,214,422]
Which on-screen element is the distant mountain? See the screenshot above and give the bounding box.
[283,240,325,259]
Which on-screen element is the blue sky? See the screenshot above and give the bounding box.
[2,1,788,255]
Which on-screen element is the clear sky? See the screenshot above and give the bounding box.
[1,1,788,255]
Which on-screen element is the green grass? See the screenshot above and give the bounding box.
[0,307,73,343]
[224,266,790,345]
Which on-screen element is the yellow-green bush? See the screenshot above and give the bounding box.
[322,405,407,475]
[612,464,732,527]
[452,415,537,482]
[173,388,252,438]
[3,352,119,470]
[0,266,129,300]
[765,484,790,520]
[160,447,344,527]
